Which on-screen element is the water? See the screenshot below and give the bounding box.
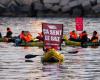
[0,17,100,80]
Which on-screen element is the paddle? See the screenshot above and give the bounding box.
[25,54,41,59]
[68,51,78,54]
[25,60,34,62]
[67,47,83,54]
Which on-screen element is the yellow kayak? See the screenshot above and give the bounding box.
[41,49,64,63]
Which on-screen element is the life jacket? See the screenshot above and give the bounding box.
[20,33,33,42]
[70,32,78,39]
[23,36,30,42]
[27,32,33,40]
[24,34,33,42]
[80,32,87,39]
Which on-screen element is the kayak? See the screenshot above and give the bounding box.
[63,35,81,46]
[0,38,4,42]
[16,41,43,47]
[41,49,64,63]
[82,42,100,47]
[64,39,100,47]
[0,37,16,42]
[65,40,81,46]
[63,35,100,47]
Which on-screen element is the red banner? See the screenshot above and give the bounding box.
[75,17,83,31]
[42,23,63,50]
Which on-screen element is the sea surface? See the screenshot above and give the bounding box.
[0,17,100,80]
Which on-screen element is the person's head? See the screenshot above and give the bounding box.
[72,30,75,33]
[93,31,97,35]
[21,31,24,34]
[7,27,11,31]
[82,31,86,33]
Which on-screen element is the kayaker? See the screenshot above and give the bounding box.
[79,31,90,47]
[90,31,99,42]
[4,27,13,42]
[20,31,33,42]
[5,27,13,38]
[69,30,78,41]
[15,31,24,46]
[19,31,25,39]
[80,31,90,42]
[36,32,43,41]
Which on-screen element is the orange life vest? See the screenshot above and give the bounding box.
[20,33,33,42]
[23,35,33,42]
[70,32,78,39]
[79,33,87,39]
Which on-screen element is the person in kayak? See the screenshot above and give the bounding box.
[15,31,34,45]
[69,30,78,41]
[79,31,90,42]
[15,31,24,46]
[5,27,13,38]
[4,27,13,42]
[90,31,99,42]
[20,31,33,43]
[36,32,43,41]
[79,31,90,47]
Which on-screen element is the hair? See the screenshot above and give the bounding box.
[21,31,24,33]
[7,27,10,30]
[72,30,75,32]
[93,31,97,34]
[82,31,86,33]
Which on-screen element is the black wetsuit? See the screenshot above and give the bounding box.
[6,31,12,38]
[80,34,90,48]
[5,31,13,42]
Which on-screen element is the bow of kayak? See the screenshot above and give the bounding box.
[41,49,64,63]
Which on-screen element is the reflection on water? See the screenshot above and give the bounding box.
[0,18,100,80]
